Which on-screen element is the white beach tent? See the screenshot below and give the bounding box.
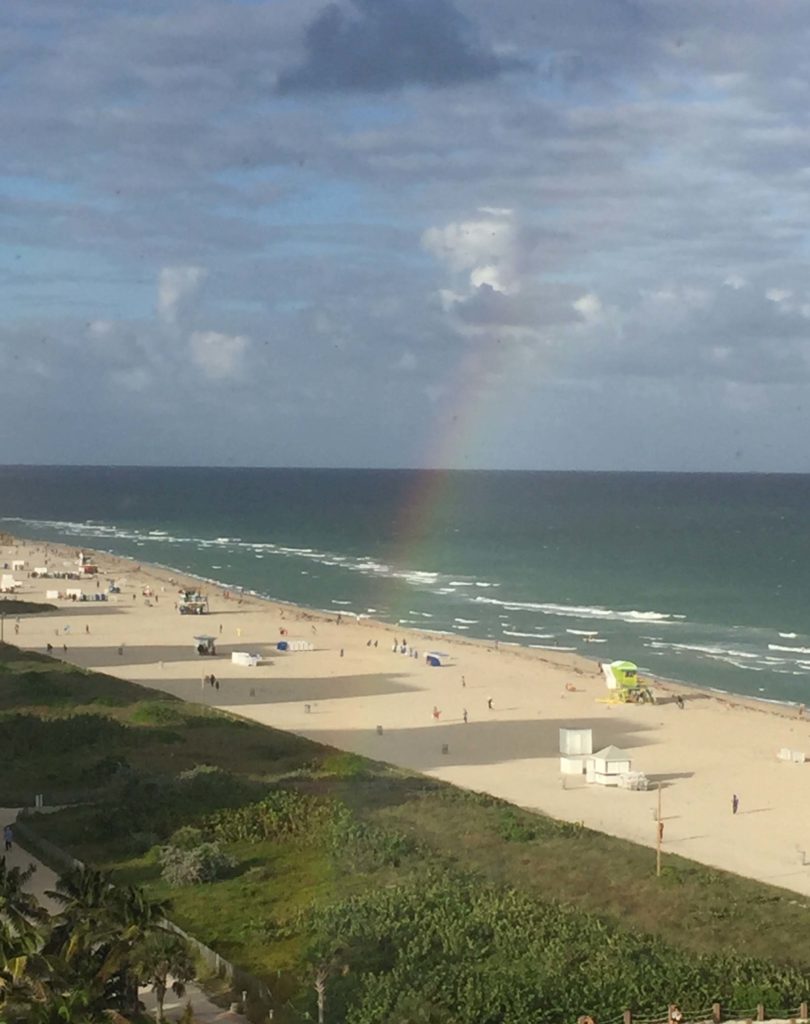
[586,745,632,786]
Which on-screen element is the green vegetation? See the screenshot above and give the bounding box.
[0,859,197,1023]
[3,642,810,1023]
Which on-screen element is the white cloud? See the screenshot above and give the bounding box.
[723,274,747,290]
[422,208,521,297]
[158,266,207,324]
[87,319,114,339]
[766,288,792,303]
[573,292,603,324]
[188,330,249,379]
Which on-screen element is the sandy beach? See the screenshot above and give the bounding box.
[5,535,810,899]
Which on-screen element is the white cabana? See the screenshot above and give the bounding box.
[1,575,20,592]
[560,728,593,755]
[45,590,60,600]
[586,745,632,786]
[11,560,25,571]
[559,727,593,774]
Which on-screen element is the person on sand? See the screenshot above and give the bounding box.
[432,706,441,720]
[4,824,12,851]
[732,793,739,815]
[463,709,468,724]
[462,675,466,688]
[675,694,685,709]
[487,697,493,710]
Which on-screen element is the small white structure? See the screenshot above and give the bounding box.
[45,590,60,600]
[231,651,260,667]
[287,640,314,652]
[65,588,83,599]
[559,727,593,775]
[560,728,593,755]
[33,567,49,577]
[1,574,20,592]
[586,745,632,786]
[11,560,25,571]
[778,747,806,764]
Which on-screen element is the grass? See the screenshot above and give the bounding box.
[5,642,810,1019]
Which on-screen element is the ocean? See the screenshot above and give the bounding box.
[1,466,809,704]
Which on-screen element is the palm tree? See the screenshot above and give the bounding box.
[132,931,196,1022]
[0,857,47,939]
[46,866,171,1017]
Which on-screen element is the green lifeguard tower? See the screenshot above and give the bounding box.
[601,660,655,704]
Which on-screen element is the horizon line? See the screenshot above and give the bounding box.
[1,464,809,477]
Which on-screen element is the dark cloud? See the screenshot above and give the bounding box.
[277,0,525,94]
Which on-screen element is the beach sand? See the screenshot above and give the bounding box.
[5,536,810,898]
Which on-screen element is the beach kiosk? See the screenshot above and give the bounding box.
[586,745,632,786]
[193,634,217,656]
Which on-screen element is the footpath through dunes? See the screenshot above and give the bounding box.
[7,535,810,904]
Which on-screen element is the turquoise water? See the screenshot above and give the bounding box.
[1,466,810,703]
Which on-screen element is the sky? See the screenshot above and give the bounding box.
[3,0,810,471]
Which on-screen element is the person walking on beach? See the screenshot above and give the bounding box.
[4,824,12,851]
[732,793,739,815]
[487,697,493,710]
[461,675,466,688]
[462,708,468,724]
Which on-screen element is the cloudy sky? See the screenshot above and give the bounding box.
[4,0,810,470]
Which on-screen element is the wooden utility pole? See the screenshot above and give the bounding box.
[656,782,663,877]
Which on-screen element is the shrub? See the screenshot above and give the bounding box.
[159,841,235,886]
[0,713,128,758]
[204,790,332,843]
[167,826,208,850]
[131,701,186,725]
